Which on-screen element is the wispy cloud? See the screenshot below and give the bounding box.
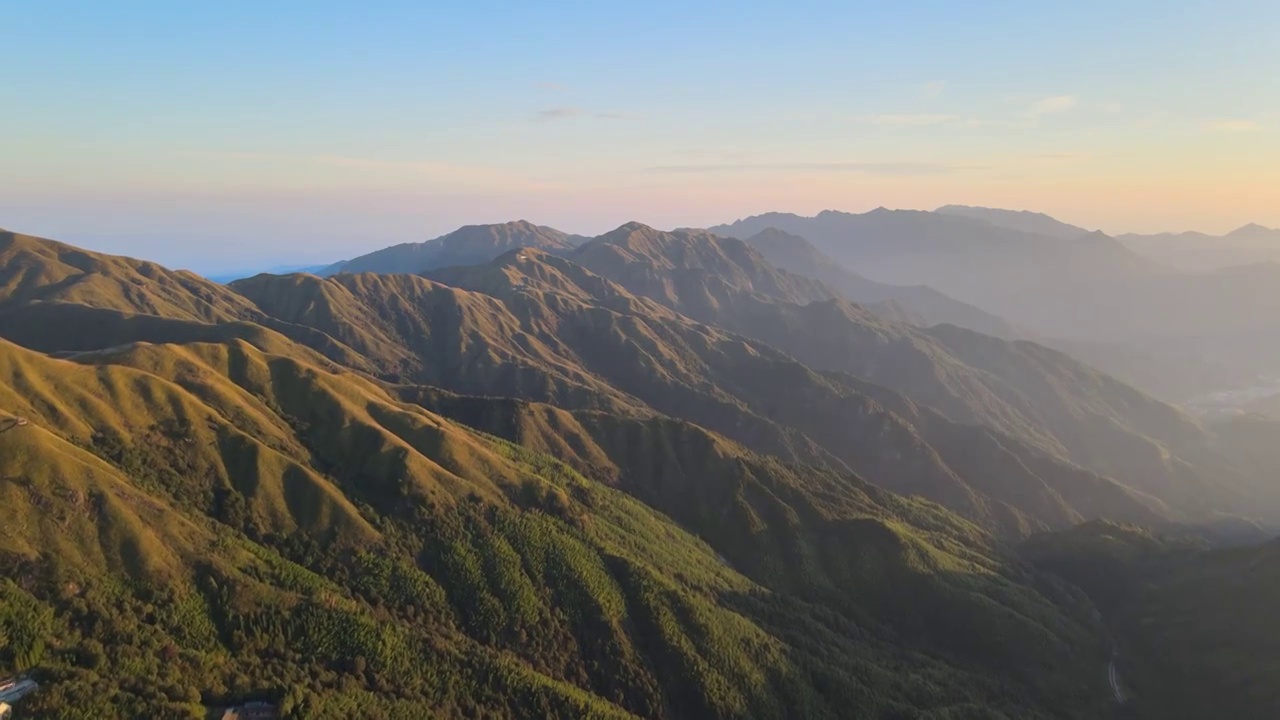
[532,106,624,122]
[854,94,1079,131]
[534,106,585,121]
[1132,110,1177,130]
[922,80,946,99]
[862,113,963,127]
[219,152,561,192]
[645,161,977,176]
[1024,95,1077,119]
[1209,119,1262,133]
[857,113,1029,130]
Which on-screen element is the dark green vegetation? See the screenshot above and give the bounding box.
[1,225,1277,718]
[1023,522,1280,720]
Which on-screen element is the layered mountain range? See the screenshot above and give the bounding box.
[2,219,1279,718]
[710,207,1280,403]
[741,227,1019,338]
[1117,223,1280,272]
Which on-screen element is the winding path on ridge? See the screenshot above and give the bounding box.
[1109,647,1127,703]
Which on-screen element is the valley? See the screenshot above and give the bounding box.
[1184,376,1280,419]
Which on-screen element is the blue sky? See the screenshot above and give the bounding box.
[3,0,1278,272]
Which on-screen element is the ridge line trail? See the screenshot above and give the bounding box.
[1109,647,1126,703]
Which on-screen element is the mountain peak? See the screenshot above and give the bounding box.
[816,208,859,219]
[445,219,561,241]
[934,205,1092,240]
[591,223,728,260]
[748,227,810,244]
[612,220,659,235]
[338,220,574,274]
[1226,222,1278,239]
[455,219,539,233]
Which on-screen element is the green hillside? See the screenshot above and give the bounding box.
[1,228,1274,718]
[0,336,1117,718]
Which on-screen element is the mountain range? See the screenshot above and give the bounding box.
[3,218,1280,718]
[707,207,1152,338]
[935,205,1097,241]
[709,207,1280,404]
[946,204,1280,275]
[250,207,1280,406]
[740,227,1019,338]
[305,218,1022,344]
[328,223,1270,531]
[1116,223,1280,272]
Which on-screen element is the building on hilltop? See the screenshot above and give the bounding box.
[0,677,37,704]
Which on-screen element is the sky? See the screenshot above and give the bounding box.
[3,0,1279,273]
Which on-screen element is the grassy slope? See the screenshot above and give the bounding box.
[0,231,259,323]
[408,387,1121,680]
[0,336,1116,718]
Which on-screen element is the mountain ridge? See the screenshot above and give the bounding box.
[740,226,1020,338]
[331,220,585,276]
[934,205,1093,240]
[2,222,1277,717]
[0,295,1116,718]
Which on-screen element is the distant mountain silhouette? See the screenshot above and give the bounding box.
[1118,222,1280,272]
[711,208,1140,263]
[709,210,1280,401]
[741,227,1020,338]
[206,263,333,284]
[935,205,1093,240]
[709,209,1150,327]
[331,220,583,275]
